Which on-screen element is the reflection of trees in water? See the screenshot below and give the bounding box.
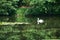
[0,25,27,40]
[0,15,16,22]
[8,15,16,22]
[0,24,60,39]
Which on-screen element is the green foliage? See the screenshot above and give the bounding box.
[0,0,60,40]
[0,0,19,15]
[0,0,19,21]
[25,0,60,16]
[17,0,23,7]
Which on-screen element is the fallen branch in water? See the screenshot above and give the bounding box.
[0,22,30,25]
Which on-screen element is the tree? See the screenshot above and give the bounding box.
[25,0,60,17]
[0,0,19,21]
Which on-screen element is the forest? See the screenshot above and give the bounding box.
[0,0,60,40]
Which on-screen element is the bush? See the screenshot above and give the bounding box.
[0,0,19,21]
[25,1,60,17]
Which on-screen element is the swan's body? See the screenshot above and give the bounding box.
[37,18,44,24]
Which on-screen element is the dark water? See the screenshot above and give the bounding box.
[0,15,60,29]
[0,16,60,39]
[0,16,16,22]
[25,16,60,29]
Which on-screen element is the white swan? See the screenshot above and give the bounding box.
[37,18,44,24]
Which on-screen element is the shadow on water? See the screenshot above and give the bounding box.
[25,14,60,18]
[0,15,16,22]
